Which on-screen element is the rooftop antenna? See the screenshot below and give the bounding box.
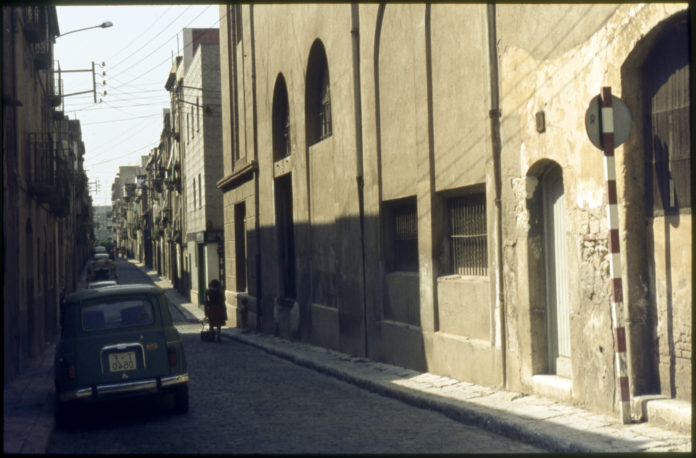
[177,32,180,56]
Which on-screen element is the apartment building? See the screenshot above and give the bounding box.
[3,5,93,383]
[170,28,224,305]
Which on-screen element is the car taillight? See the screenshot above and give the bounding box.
[60,358,76,379]
[168,347,177,367]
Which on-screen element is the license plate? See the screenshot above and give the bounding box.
[108,351,137,372]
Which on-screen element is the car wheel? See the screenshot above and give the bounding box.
[172,384,189,414]
[55,399,77,428]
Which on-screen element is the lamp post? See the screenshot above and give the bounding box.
[54,20,113,104]
[57,21,113,38]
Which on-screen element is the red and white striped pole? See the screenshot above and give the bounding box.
[600,86,632,424]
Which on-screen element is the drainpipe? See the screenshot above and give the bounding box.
[248,5,264,332]
[351,4,368,357]
[487,3,506,388]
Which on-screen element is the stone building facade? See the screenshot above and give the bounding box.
[181,31,225,305]
[3,5,93,383]
[216,3,691,418]
[111,163,145,258]
[92,205,113,244]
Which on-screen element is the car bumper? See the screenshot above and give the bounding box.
[58,373,189,401]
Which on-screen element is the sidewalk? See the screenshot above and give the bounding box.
[137,260,691,453]
[3,261,90,454]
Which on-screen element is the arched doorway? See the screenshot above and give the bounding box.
[621,11,691,400]
[526,160,572,378]
[542,164,571,377]
[641,15,691,400]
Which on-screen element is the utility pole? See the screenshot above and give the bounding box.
[56,61,107,103]
[89,179,100,195]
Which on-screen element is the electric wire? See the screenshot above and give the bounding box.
[109,8,226,90]
[107,5,214,83]
[104,5,179,66]
[82,113,161,126]
[106,6,194,73]
[87,140,159,167]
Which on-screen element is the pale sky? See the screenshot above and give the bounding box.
[54,4,221,206]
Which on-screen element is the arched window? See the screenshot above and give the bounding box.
[305,40,332,146]
[272,74,291,161]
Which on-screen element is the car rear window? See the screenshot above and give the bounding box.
[82,298,155,331]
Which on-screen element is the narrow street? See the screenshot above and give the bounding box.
[48,260,543,454]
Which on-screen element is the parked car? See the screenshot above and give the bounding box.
[86,280,118,289]
[87,256,118,283]
[55,284,189,426]
[94,245,107,254]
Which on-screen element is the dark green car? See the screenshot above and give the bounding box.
[55,284,189,426]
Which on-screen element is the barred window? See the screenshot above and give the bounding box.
[393,203,418,271]
[319,67,332,140]
[305,40,332,146]
[448,193,487,276]
[272,75,291,161]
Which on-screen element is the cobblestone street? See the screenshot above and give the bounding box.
[48,259,543,454]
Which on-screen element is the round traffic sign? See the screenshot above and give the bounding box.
[585,94,632,150]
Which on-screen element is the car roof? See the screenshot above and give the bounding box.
[66,284,163,303]
[87,280,118,287]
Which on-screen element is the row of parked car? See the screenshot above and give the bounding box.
[86,245,118,288]
[54,246,190,427]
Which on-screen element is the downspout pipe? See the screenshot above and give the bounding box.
[487,3,506,388]
[351,3,368,357]
[248,5,264,332]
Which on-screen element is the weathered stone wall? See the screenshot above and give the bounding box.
[217,3,690,416]
[498,3,690,414]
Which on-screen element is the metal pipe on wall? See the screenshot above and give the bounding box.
[487,3,506,388]
[248,5,264,332]
[351,3,368,357]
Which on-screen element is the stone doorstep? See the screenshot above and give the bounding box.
[531,374,572,403]
[640,397,692,435]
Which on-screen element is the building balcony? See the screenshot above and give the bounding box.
[164,176,181,192]
[25,132,70,215]
[22,7,46,44]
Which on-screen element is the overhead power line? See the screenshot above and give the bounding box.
[108,5,217,83]
[109,9,226,91]
[86,140,159,167]
[81,113,161,125]
[107,6,193,72]
[105,5,176,64]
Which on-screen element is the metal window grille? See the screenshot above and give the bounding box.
[319,69,332,140]
[394,204,418,271]
[283,117,291,157]
[449,194,487,276]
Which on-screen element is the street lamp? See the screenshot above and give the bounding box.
[58,21,113,38]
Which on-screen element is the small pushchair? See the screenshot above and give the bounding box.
[200,318,215,342]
